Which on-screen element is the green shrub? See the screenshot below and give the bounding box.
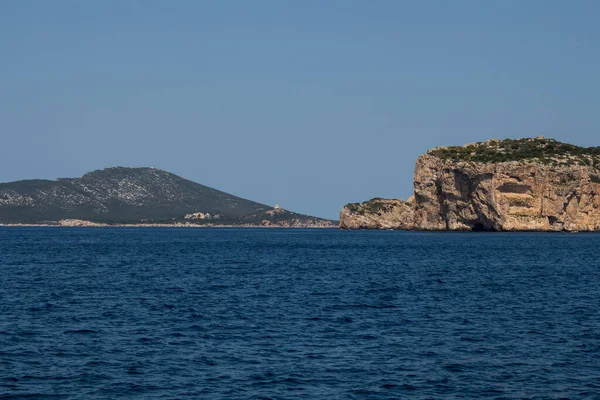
[345,203,361,213]
[430,138,600,166]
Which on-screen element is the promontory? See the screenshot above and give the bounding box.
[340,137,600,231]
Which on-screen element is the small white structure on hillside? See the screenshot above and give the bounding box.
[184,212,211,220]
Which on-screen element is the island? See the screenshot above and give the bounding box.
[0,167,336,227]
[340,137,600,231]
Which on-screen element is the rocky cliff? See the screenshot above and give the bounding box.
[339,198,415,230]
[340,138,600,231]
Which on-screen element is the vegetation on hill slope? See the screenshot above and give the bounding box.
[0,167,297,224]
[344,198,394,216]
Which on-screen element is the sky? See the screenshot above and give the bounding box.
[1,1,599,220]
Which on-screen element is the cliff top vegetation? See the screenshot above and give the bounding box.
[429,137,600,167]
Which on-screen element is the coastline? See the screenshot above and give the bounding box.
[3,224,595,232]
[0,223,338,229]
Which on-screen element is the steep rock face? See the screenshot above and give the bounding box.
[341,138,600,231]
[413,154,600,231]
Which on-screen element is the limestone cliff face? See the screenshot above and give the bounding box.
[340,138,600,231]
[413,154,600,231]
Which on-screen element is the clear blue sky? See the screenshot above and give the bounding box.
[1,1,599,219]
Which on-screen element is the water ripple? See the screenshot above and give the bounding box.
[0,228,599,398]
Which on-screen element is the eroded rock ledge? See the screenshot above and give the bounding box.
[340,138,600,232]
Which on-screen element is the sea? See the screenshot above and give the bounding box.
[1,227,599,399]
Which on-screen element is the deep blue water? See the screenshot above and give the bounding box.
[1,228,600,399]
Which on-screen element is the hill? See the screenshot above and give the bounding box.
[0,167,334,226]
